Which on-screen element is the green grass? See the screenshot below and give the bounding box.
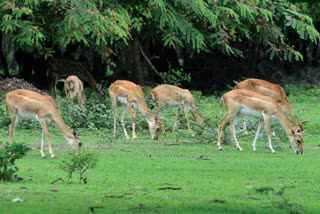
[1,85,320,213]
[1,128,320,214]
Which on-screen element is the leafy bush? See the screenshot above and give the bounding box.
[86,103,113,130]
[0,104,10,128]
[0,142,30,181]
[163,68,191,86]
[59,150,99,184]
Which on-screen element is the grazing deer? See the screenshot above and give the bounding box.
[64,75,86,105]
[235,78,292,112]
[216,89,306,154]
[150,84,204,136]
[108,80,162,140]
[47,58,105,103]
[6,89,82,158]
[235,78,294,134]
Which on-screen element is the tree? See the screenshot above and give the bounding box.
[0,0,319,84]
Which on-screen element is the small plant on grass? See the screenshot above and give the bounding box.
[59,150,99,184]
[0,142,30,181]
[255,186,305,214]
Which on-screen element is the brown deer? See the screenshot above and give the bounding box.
[47,58,105,103]
[217,89,306,154]
[150,84,204,136]
[64,75,86,105]
[235,78,294,134]
[109,80,162,140]
[6,89,82,158]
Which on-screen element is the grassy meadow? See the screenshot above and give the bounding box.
[0,84,320,213]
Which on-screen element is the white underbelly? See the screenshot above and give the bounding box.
[117,96,138,109]
[16,109,52,124]
[239,107,263,118]
[17,109,38,120]
[117,96,128,105]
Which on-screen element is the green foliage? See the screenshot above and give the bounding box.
[0,142,30,181]
[59,150,99,184]
[60,101,113,130]
[86,103,113,130]
[162,68,191,86]
[0,102,10,128]
[1,0,318,63]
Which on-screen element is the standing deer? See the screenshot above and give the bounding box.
[150,84,204,136]
[64,75,86,105]
[216,89,306,154]
[6,89,82,158]
[47,58,105,103]
[108,80,162,140]
[235,78,294,134]
[235,78,292,112]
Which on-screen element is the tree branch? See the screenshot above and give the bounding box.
[138,42,166,83]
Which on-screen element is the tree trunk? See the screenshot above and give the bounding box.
[1,33,16,77]
[132,36,144,85]
[0,48,9,78]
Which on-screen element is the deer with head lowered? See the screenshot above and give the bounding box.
[6,89,82,158]
[150,84,204,136]
[235,78,294,134]
[47,58,105,103]
[108,80,162,140]
[216,89,306,154]
[64,75,86,105]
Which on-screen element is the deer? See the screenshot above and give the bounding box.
[235,78,294,134]
[6,89,82,158]
[64,75,86,105]
[108,80,162,140]
[47,58,105,103]
[150,84,205,136]
[216,89,306,154]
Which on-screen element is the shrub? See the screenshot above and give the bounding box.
[163,68,191,86]
[0,142,30,181]
[59,150,99,184]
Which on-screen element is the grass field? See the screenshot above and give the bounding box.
[0,85,320,213]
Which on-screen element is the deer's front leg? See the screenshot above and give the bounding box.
[262,112,275,153]
[252,119,263,151]
[40,130,46,158]
[172,108,181,134]
[69,91,76,105]
[110,97,117,138]
[127,104,137,139]
[39,119,55,158]
[8,114,20,144]
[120,104,129,139]
[183,106,195,137]
[230,115,242,151]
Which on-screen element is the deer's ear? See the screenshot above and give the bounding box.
[300,120,309,125]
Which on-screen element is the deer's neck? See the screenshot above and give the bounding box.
[276,107,294,137]
[51,111,74,139]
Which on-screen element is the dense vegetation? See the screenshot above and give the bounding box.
[0,0,320,89]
